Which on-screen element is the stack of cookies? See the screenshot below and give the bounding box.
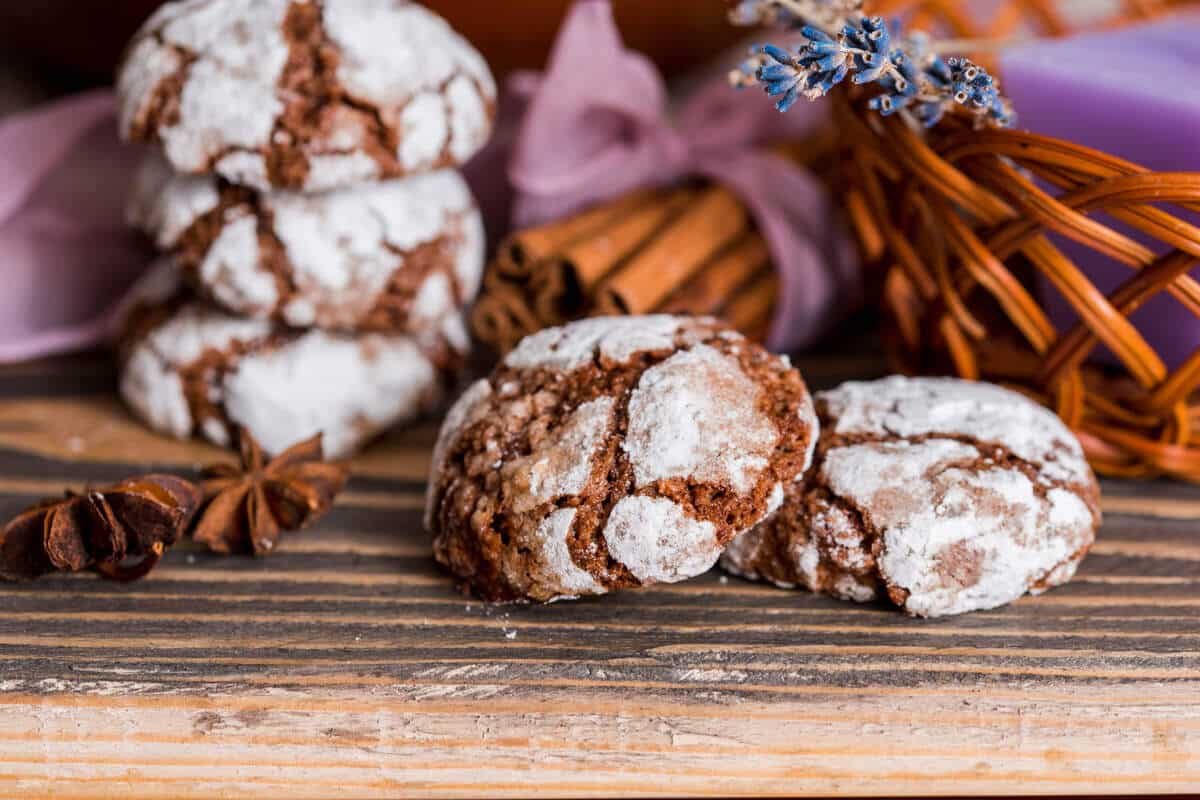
[113,0,496,458]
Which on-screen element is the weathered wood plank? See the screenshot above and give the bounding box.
[0,354,1197,797]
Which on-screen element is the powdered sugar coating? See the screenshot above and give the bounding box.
[118,0,496,191]
[719,527,775,585]
[501,397,615,513]
[398,93,449,171]
[822,376,1093,487]
[127,155,219,248]
[269,170,484,328]
[322,0,495,172]
[120,304,275,442]
[766,483,786,515]
[825,437,1094,616]
[880,455,1089,615]
[223,329,439,457]
[720,376,1101,617]
[213,152,271,190]
[527,509,605,597]
[798,391,819,476]
[445,74,490,162]
[200,214,280,314]
[118,0,290,178]
[624,345,777,494]
[303,152,381,192]
[119,266,456,458]
[427,315,817,603]
[129,162,485,332]
[603,496,721,583]
[504,315,722,372]
[117,36,184,141]
[118,298,268,446]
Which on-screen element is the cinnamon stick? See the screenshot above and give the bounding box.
[530,188,695,325]
[658,233,771,315]
[594,187,751,316]
[470,282,541,353]
[723,270,780,343]
[494,189,659,279]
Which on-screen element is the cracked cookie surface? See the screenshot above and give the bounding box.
[720,376,1102,617]
[118,0,496,192]
[425,315,818,602]
[117,262,465,458]
[129,157,484,333]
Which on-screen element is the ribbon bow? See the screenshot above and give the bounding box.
[506,0,860,351]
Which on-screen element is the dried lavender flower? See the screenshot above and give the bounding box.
[730,0,1015,129]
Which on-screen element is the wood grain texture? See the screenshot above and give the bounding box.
[0,353,1198,798]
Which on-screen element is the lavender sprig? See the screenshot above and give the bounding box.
[729,1,1015,129]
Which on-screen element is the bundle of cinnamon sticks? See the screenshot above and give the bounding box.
[472,184,779,354]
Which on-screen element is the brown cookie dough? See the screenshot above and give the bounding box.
[425,315,818,602]
[118,0,496,192]
[128,158,484,333]
[721,376,1102,617]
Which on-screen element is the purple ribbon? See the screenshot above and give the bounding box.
[0,90,151,364]
[504,0,860,351]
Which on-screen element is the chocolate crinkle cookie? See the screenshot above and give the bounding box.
[117,0,496,192]
[721,376,1102,618]
[118,261,465,459]
[128,157,485,333]
[426,315,818,602]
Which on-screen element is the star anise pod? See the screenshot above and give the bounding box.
[0,474,203,582]
[191,429,350,556]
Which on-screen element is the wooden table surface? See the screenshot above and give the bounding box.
[1,351,1198,798]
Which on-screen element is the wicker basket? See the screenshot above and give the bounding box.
[876,0,1180,37]
[833,65,1200,481]
[827,0,1200,481]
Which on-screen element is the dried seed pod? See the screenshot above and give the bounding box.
[192,429,351,556]
[0,474,203,582]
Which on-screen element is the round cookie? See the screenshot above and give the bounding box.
[425,315,818,602]
[720,376,1101,617]
[118,0,496,192]
[128,158,485,332]
[118,262,465,458]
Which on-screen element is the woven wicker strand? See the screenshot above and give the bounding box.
[835,88,1200,481]
[876,0,1182,37]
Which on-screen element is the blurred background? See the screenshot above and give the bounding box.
[0,1,739,94]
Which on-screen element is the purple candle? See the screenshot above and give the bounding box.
[1001,12,1200,369]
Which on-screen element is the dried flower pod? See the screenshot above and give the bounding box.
[192,430,351,556]
[0,474,203,582]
